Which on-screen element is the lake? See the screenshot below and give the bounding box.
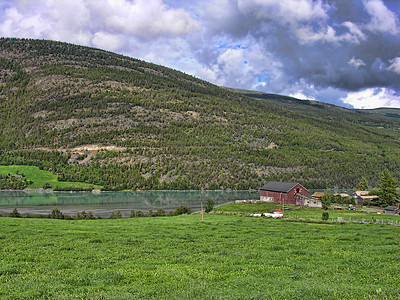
[0,190,259,217]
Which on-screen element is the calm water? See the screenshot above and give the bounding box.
[0,190,258,216]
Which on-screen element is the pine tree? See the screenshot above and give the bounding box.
[356,177,369,191]
[376,169,399,207]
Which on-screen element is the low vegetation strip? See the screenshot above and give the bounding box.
[217,202,400,222]
[1,214,399,299]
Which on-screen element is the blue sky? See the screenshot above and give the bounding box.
[0,0,399,109]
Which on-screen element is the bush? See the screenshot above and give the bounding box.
[109,210,123,219]
[167,210,175,216]
[42,182,51,189]
[74,210,95,220]
[175,206,191,215]
[322,212,329,221]
[155,208,166,216]
[205,199,214,213]
[50,208,64,219]
[9,208,21,218]
[53,186,94,192]
[135,210,144,217]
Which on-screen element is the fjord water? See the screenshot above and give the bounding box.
[0,190,258,216]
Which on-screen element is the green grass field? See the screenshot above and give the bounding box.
[1,214,399,299]
[217,202,400,222]
[0,165,102,190]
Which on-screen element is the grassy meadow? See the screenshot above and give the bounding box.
[1,214,400,299]
[217,202,400,222]
[0,165,102,190]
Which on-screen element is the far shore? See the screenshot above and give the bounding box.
[0,188,102,193]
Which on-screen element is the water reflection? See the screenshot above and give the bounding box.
[0,190,258,211]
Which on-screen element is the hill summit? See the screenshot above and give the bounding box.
[0,38,399,190]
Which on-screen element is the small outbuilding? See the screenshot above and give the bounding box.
[304,198,322,208]
[384,206,399,215]
[260,181,309,205]
[312,192,325,199]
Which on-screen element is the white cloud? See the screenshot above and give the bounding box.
[363,0,400,35]
[0,7,51,38]
[102,0,199,39]
[341,88,400,109]
[348,57,366,68]
[342,21,366,44]
[92,31,124,51]
[289,91,315,100]
[0,0,199,45]
[388,57,400,75]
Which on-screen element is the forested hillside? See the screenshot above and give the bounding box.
[0,38,399,190]
[235,89,400,131]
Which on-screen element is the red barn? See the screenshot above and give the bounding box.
[260,181,309,205]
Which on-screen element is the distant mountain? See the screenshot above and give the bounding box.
[0,38,399,190]
[360,107,400,120]
[232,89,400,131]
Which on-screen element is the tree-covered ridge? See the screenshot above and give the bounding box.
[235,89,400,131]
[0,37,399,190]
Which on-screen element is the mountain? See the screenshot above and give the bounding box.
[0,37,399,190]
[232,89,400,131]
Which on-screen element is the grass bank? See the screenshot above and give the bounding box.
[0,165,102,190]
[1,214,399,299]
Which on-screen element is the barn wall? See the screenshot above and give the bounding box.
[260,190,287,203]
[260,183,308,205]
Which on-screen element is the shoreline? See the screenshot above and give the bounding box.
[0,188,101,193]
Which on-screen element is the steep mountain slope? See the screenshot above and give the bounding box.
[0,38,399,190]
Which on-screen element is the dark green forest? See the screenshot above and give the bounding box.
[0,38,399,190]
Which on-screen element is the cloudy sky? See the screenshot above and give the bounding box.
[1,0,399,109]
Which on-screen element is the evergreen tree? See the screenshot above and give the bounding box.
[356,177,369,191]
[204,199,214,213]
[376,169,399,207]
[321,191,333,210]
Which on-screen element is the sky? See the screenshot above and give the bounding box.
[0,0,399,109]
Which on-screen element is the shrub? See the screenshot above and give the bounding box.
[175,206,191,215]
[167,210,175,216]
[109,210,123,219]
[155,209,166,216]
[50,208,64,219]
[322,212,329,221]
[135,210,144,217]
[205,199,214,213]
[42,182,51,189]
[9,208,21,218]
[74,210,95,220]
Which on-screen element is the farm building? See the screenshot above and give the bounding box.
[384,206,399,215]
[304,198,322,208]
[260,181,309,205]
[359,195,379,205]
[312,192,325,199]
[354,191,373,206]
